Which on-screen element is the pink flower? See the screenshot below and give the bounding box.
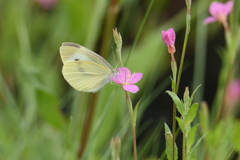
[111,67,142,93]
[204,1,233,25]
[162,28,176,60]
[35,0,58,10]
[225,80,240,108]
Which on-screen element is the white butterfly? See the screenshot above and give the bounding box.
[60,42,117,93]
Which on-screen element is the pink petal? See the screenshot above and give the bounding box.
[111,67,132,84]
[118,67,131,77]
[162,28,175,46]
[222,1,233,15]
[129,73,143,83]
[123,85,139,93]
[209,1,233,17]
[111,76,122,84]
[209,2,224,17]
[203,16,217,24]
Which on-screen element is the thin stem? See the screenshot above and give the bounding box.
[125,91,137,160]
[124,0,155,66]
[182,129,186,160]
[172,4,191,160]
[100,0,119,58]
[172,104,176,160]
[61,116,72,160]
[78,93,97,159]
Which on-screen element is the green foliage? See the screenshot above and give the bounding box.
[133,98,141,126]
[164,123,178,160]
[186,124,199,156]
[176,117,184,132]
[36,89,66,130]
[187,132,208,160]
[185,103,199,126]
[166,91,184,115]
[0,0,239,159]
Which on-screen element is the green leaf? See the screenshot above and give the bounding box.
[36,89,66,130]
[187,132,208,160]
[176,117,184,133]
[189,85,201,105]
[185,103,198,126]
[164,123,178,160]
[186,124,199,156]
[134,98,141,126]
[164,123,171,135]
[165,132,174,160]
[199,102,210,134]
[166,91,184,115]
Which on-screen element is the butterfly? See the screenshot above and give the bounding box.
[60,42,117,93]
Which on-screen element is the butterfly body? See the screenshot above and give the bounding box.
[60,42,117,93]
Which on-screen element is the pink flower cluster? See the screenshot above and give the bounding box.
[111,67,143,93]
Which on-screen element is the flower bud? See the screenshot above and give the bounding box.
[115,136,121,158]
[162,28,176,59]
[184,86,190,104]
[113,28,122,49]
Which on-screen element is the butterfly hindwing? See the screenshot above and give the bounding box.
[62,61,112,93]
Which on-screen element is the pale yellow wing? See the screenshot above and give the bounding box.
[60,42,113,71]
[62,60,112,93]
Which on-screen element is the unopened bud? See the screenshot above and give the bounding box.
[199,101,210,133]
[184,87,189,103]
[185,0,191,7]
[113,28,122,49]
[165,132,174,150]
[110,137,115,150]
[115,136,121,158]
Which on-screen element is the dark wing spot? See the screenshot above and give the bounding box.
[75,59,79,61]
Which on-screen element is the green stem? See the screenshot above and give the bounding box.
[211,29,237,127]
[125,91,137,160]
[100,0,119,59]
[172,104,176,160]
[172,4,191,160]
[61,116,72,160]
[124,0,155,66]
[182,129,186,160]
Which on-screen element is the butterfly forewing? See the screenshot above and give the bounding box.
[60,42,113,71]
[62,61,112,92]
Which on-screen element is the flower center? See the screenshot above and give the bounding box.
[217,13,227,24]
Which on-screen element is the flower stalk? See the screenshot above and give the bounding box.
[125,90,138,160]
[113,28,141,160]
[175,1,191,160]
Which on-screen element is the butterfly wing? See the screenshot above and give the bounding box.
[60,42,113,71]
[62,60,112,93]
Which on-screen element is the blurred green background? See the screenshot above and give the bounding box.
[0,0,240,159]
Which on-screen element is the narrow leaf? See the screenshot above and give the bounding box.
[134,98,141,126]
[36,89,66,130]
[199,102,210,134]
[185,103,198,125]
[166,91,184,115]
[186,124,199,156]
[166,132,174,160]
[187,132,208,160]
[176,117,184,133]
[164,123,178,160]
[164,123,171,135]
[189,85,201,105]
